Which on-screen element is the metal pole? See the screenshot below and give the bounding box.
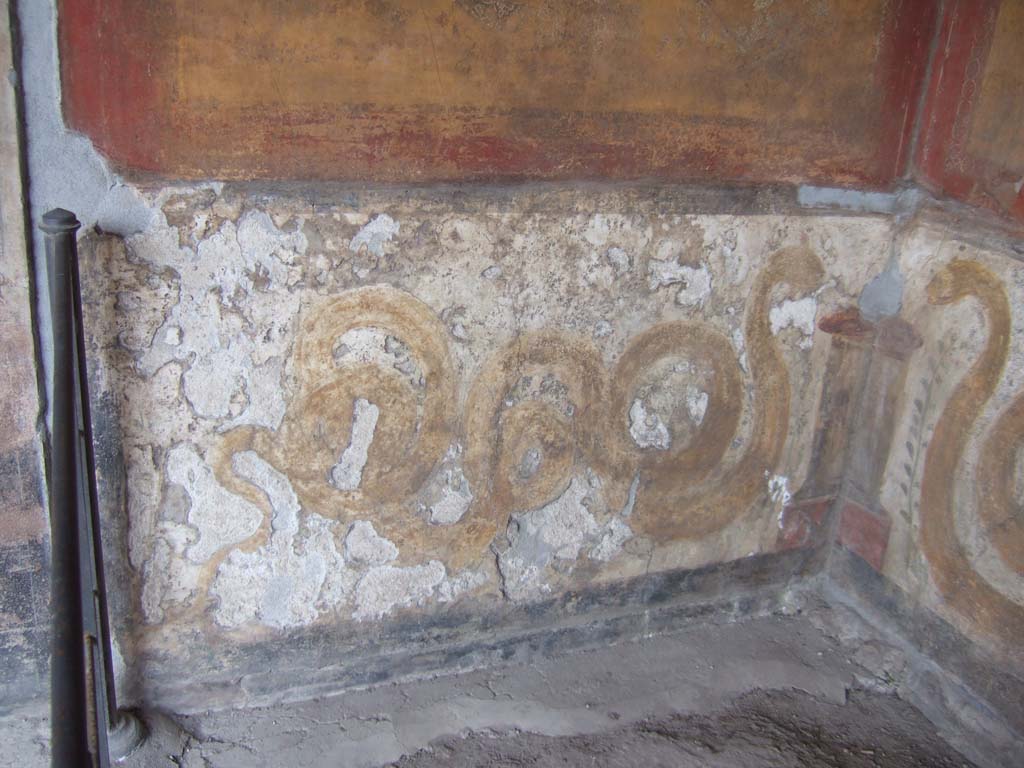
[68,203,118,727]
[42,207,90,768]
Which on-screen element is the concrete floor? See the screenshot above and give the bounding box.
[102,605,986,768]
[0,602,1002,767]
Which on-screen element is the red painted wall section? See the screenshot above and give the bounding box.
[875,0,947,186]
[57,0,941,185]
[915,0,1024,223]
[60,0,170,173]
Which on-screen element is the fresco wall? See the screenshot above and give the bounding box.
[3,0,1018,722]
[73,187,897,703]
[57,0,935,184]
[915,0,1024,224]
[877,219,1024,668]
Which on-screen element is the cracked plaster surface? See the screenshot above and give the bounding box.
[78,192,894,650]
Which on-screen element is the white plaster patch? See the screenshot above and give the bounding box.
[353,561,447,621]
[349,214,399,257]
[531,477,600,560]
[518,447,542,480]
[344,520,399,566]
[163,326,182,346]
[334,327,388,364]
[140,531,201,624]
[620,473,640,518]
[674,264,713,308]
[606,246,631,275]
[127,444,162,571]
[437,569,489,603]
[1014,446,1024,510]
[583,214,612,246]
[579,249,617,288]
[330,398,380,491]
[629,399,671,450]
[237,209,308,272]
[419,443,474,525]
[130,214,303,432]
[165,444,263,564]
[223,357,288,433]
[718,228,748,286]
[647,257,688,290]
[181,345,245,421]
[234,450,300,535]
[731,327,749,373]
[767,472,793,524]
[497,476,601,600]
[211,452,356,629]
[427,472,473,524]
[770,297,818,350]
[333,327,424,388]
[685,387,709,425]
[440,218,493,254]
[590,517,634,562]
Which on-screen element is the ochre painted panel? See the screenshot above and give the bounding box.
[59,0,935,183]
[915,0,1024,222]
[968,0,1024,176]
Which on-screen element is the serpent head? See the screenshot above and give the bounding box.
[926,259,979,306]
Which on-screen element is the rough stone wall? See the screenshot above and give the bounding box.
[0,0,48,708]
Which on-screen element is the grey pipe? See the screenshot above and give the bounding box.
[42,207,90,767]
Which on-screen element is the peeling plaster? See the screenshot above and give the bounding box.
[349,213,399,257]
[211,451,356,629]
[334,328,425,389]
[498,477,597,600]
[18,0,968,697]
[425,471,473,525]
[675,264,713,308]
[629,399,671,450]
[767,473,793,520]
[69,189,897,653]
[590,518,634,562]
[331,398,380,491]
[353,561,447,621]
[498,473,635,599]
[140,530,201,624]
[648,256,689,290]
[437,569,489,603]
[731,327,750,373]
[130,211,305,431]
[418,443,475,525]
[166,445,263,565]
[606,246,632,275]
[770,297,818,350]
[344,520,399,566]
[685,387,709,425]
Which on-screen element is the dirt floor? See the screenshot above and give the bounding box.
[0,608,1005,767]
[391,688,976,768]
